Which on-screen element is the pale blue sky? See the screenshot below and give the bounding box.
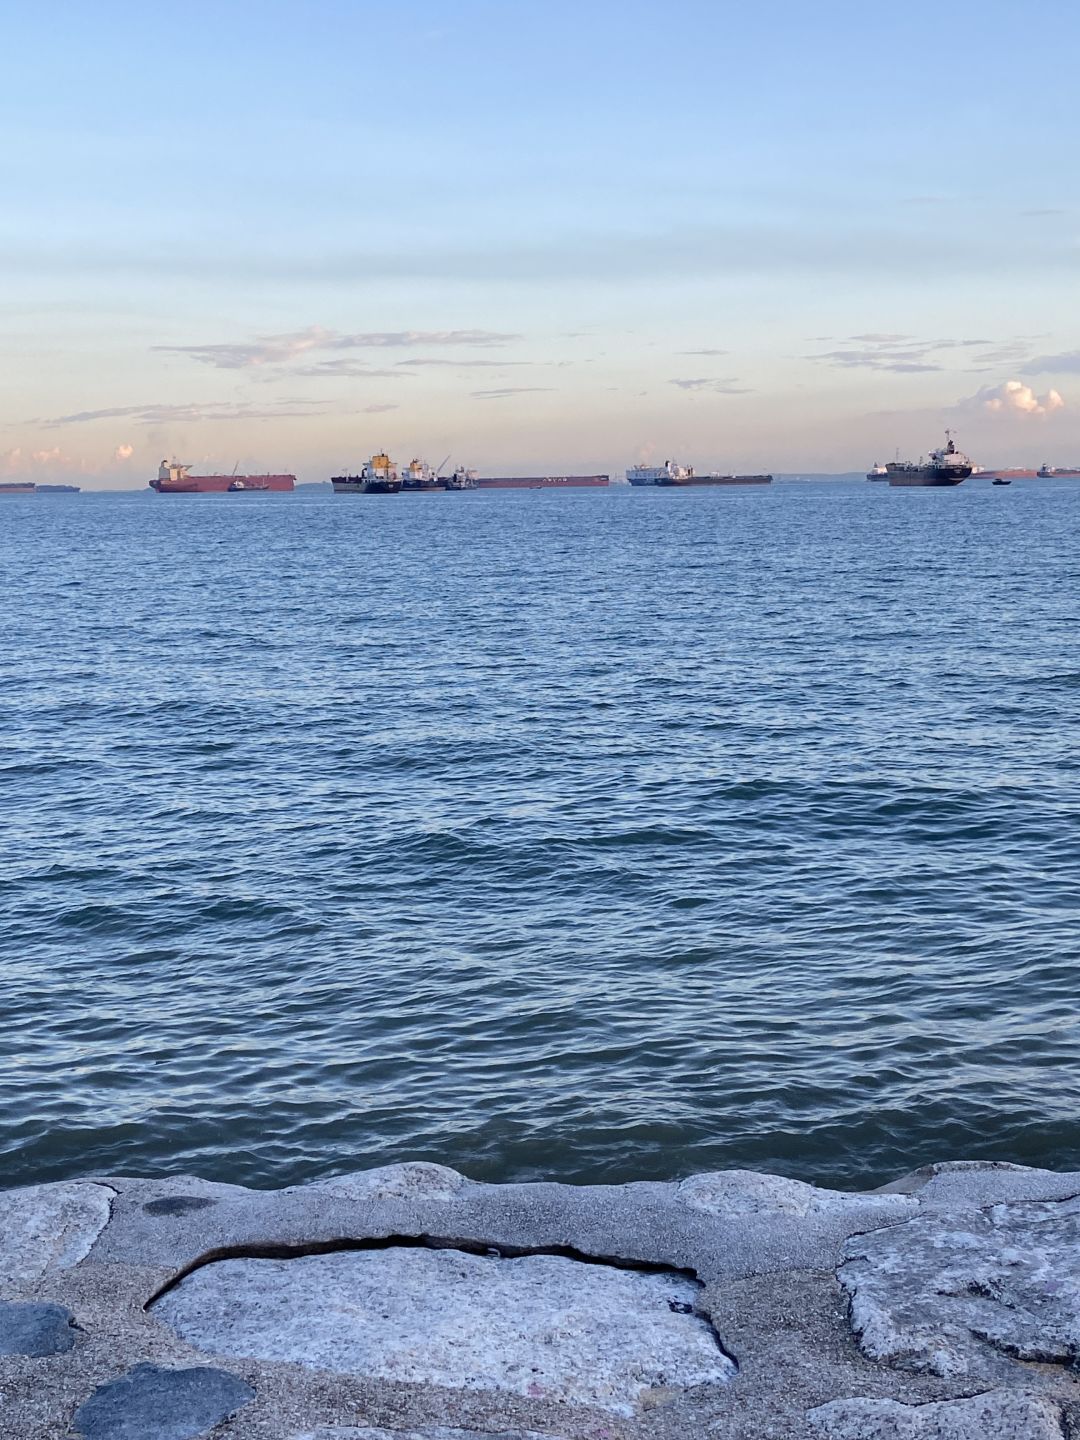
[4,0,1080,485]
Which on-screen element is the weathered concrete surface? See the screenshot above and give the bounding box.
[153,1247,732,1417]
[293,1429,557,1439]
[0,1181,113,1296]
[807,1390,1066,1438]
[840,1193,1080,1379]
[4,1159,1080,1439]
[71,1361,255,1439]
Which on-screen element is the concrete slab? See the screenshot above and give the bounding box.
[0,1181,113,1297]
[152,1247,733,1418]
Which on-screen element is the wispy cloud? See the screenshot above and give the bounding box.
[958,379,1065,417]
[471,387,552,400]
[41,399,329,427]
[1022,350,1080,375]
[669,378,750,393]
[291,360,410,379]
[679,348,730,356]
[155,327,521,369]
[396,357,532,368]
[363,404,398,413]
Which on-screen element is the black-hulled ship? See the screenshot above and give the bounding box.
[887,432,973,487]
[332,452,402,494]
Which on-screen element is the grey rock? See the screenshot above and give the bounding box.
[807,1391,1064,1438]
[0,1299,77,1355]
[153,1247,733,1417]
[873,1161,1080,1208]
[677,1170,917,1218]
[0,1181,113,1296]
[72,1362,255,1440]
[293,1161,468,1203]
[840,1194,1080,1378]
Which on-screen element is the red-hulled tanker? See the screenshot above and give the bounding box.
[150,460,295,493]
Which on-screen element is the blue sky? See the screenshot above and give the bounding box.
[5,0,1080,485]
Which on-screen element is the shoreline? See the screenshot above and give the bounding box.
[3,1159,1077,1439]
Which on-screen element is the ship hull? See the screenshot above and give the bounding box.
[400,481,445,492]
[654,474,772,487]
[476,475,610,489]
[331,478,402,494]
[150,474,295,493]
[887,471,970,487]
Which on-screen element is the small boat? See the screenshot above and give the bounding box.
[992,478,1012,486]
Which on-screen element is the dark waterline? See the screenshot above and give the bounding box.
[3,482,1080,1191]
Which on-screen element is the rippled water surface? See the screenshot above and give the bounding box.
[4,482,1080,1190]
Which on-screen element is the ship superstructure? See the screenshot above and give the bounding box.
[400,458,442,491]
[444,466,478,490]
[886,432,973,487]
[866,462,889,481]
[331,453,402,494]
[151,460,295,493]
[627,459,772,487]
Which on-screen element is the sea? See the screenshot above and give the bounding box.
[3,480,1080,1193]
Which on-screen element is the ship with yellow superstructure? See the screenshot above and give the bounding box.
[331,453,402,494]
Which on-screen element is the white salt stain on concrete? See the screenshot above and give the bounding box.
[153,1248,733,1416]
[0,1182,113,1297]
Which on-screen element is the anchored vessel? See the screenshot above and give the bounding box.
[0,481,36,494]
[886,433,973,487]
[400,458,443,491]
[332,453,402,494]
[36,484,81,493]
[151,461,295,494]
[866,462,889,482]
[444,466,478,490]
[476,475,610,489]
[627,460,772,487]
[1038,463,1080,478]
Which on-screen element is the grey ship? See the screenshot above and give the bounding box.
[887,432,973,487]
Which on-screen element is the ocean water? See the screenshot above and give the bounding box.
[3,481,1080,1192]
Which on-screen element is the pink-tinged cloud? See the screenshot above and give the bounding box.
[960,379,1065,417]
[155,328,521,369]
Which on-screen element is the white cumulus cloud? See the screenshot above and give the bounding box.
[963,379,1065,416]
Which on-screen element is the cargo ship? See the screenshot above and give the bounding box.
[150,460,295,493]
[627,460,772,487]
[475,474,610,489]
[886,432,973,487]
[1037,463,1080,478]
[866,462,889,482]
[401,458,443,491]
[445,466,478,490]
[36,484,80,493]
[0,481,35,494]
[332,453,402,494]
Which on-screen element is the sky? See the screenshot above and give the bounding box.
[4,0,1080,487]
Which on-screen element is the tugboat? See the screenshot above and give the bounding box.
[331,453,402,494]
[886,432,973,487]
[444,465,478,490]
[866,462,889,481]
